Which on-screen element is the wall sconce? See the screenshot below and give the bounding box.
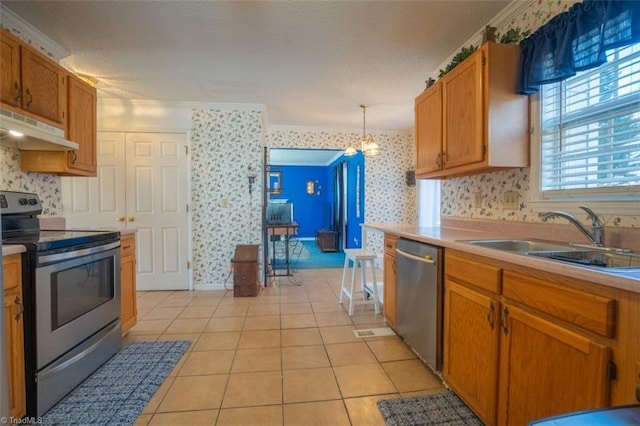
[247,165,257,194]
[306,181,315,195]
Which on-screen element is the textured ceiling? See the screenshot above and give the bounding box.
[2,0,512,132]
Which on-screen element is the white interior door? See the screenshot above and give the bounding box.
[125,133,189,291]
[61,132,126,229]
[62,131,190,290]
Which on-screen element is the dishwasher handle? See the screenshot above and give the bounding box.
[396,248,436,265]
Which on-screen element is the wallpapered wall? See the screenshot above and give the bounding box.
[267,129,416,252]
[191,109,265,287]
[440,0,638,228]
[0,146,62,215]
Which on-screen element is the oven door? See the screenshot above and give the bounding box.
[35,242,121,369]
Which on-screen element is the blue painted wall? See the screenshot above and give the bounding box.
[270,165,330,238]
[270,154,364,249]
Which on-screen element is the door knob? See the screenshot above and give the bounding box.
[126,216,135,222]
[117,216,125,222]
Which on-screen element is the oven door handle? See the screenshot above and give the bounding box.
[38,240,120,264]
[36,321,120,382]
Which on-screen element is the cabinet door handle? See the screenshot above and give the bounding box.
[501,306,510,335]
[71,151,78,165]
[25,88,33,108]
[126,216,135,222]
[13,82,21,103]
[117,216,125,222]
[487,302,495,330]
[14,296,24,321]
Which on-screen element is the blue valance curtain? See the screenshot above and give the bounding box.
[518,0,640,94]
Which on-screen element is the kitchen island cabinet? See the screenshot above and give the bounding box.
[3,254,26,418]
[443,249,633,425]
[383,233,398,330]
[120,233,138,335]
[415,42,528,179]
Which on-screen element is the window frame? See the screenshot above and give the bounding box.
[529,94,640,216]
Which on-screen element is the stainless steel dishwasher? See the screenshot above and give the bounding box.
[396,238,443,373]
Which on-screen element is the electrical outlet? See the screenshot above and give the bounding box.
[221,198,229,208]
[503,191,519,210]
[473,192,482,208]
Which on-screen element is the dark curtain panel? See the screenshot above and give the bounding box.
[518,0,640,94]
[333,162,345,250]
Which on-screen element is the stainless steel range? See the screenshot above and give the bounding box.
[1,190,122,416]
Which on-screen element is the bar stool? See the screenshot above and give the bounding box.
[339,248,380,316]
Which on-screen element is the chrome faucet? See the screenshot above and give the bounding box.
[541,205,605,246]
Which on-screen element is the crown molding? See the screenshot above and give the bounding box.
[431,0,535,78]
[0,4,69,61]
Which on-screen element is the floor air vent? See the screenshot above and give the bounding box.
[353,328,396,338]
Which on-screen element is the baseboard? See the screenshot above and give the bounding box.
[193,283,228,291]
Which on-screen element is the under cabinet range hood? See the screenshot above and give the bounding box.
[0,109,78,151]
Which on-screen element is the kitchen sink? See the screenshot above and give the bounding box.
[459,239,640,273]
[460,239,577,253]
[528,250,640,269]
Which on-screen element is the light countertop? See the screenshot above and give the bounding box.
[2,245,26,257]
[364,223,640,294]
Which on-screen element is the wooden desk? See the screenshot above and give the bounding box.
[265,222,299,278]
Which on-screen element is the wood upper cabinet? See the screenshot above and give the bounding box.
[415,83,442,176]
[20,73,98,176]
[1,30,21,108]
[498,304,610,425]
[415,42,529,179]
[65,73,97,175]
[0,28,67,128]
[3,254,26,419]
[383,234,398,330]
[120,233,138,335]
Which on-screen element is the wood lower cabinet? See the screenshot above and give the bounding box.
[383,234,398,330]
[443,249,630,425]
[498,304,610,425]
[444,280,500,424]
[3,254,26,418]
[120,233,138,335]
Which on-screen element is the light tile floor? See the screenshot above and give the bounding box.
[131,268,445,425]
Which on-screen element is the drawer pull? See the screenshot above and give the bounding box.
[25,88,33,108]
[123,245,131,250]
[501,307,510,335]
[13,82,21,103]
[487,302,495,330]
[14,296,24,321]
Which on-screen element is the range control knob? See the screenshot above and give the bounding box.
[28,198,38,205]
[18,198,28,205]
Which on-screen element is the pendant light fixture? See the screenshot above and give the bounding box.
[345,104,380,157]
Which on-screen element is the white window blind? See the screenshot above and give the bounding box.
[539,44,640,200]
